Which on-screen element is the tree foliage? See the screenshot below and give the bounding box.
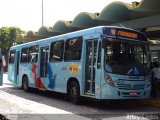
[0,27,24,54]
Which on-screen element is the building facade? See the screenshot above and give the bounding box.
[20,0,160,62]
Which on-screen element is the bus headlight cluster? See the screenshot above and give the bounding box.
[104,71,115,87]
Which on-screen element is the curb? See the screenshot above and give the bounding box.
[136,99,160,107]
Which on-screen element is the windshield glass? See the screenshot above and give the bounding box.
[104,38,149,76]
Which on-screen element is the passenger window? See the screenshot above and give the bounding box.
[28,46,39,63]
[20,48,28,63]
[64,37,83,61]
[9,50,16,64]
[50,41,64,62]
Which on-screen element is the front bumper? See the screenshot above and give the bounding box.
[100,84,151,99]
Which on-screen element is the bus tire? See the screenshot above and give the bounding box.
[22,76,29,92]
[69,81,80,105]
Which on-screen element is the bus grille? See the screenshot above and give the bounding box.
[117,84,145,90]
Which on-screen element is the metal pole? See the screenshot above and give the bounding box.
[42,0,44,26]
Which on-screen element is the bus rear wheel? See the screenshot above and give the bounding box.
[22,76,29,92]
[69,81,80,104]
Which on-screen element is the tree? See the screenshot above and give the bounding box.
[0,27,24,55]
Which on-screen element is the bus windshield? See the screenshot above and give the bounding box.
[104,38,149,76]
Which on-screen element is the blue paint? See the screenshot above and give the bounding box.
[47,64,54,89]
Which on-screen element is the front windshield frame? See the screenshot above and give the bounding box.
[103,37,149,75]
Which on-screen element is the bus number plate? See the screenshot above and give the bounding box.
[129,92,138,96]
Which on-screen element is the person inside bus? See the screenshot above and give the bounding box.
[151,61,160,98]
[119,45,136,65]
[118,44,128,65]
[112,43,121,65]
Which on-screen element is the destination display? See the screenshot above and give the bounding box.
[103,27,147,41]
[111,29,138,39]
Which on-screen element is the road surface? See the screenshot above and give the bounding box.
[0,74,160,120]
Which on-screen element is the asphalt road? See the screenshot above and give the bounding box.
[0,74,160,120]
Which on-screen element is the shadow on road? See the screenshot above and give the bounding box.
[0,82,160,119]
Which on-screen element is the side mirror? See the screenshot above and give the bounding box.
[101,34,109,48]
[102,37,107,48]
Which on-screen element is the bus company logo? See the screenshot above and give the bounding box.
[67,64,79,75]
[128,76,139,79]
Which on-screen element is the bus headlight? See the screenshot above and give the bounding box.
[104,71,115,87]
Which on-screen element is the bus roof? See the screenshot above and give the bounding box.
[10,26,146,50]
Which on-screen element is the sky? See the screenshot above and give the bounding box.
[0,0,141,32]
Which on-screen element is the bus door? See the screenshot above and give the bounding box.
[39,46,49,89]
[15,51,20,83]
[85,40,98,95]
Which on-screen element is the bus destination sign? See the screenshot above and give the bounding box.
[103,27,147,41]
[111,29,138,39]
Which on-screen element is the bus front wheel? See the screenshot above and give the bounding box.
[69,81,80,104]
[22,76,29,92]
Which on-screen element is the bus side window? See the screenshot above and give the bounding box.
[28,45,39,63]
[9,50,16,64]
[20,48,28,63]
[49,41,64,62]
[64,37,83,61]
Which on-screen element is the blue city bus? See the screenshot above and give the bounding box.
[8,26,151,104]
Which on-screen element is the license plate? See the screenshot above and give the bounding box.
[129,92,138,96]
